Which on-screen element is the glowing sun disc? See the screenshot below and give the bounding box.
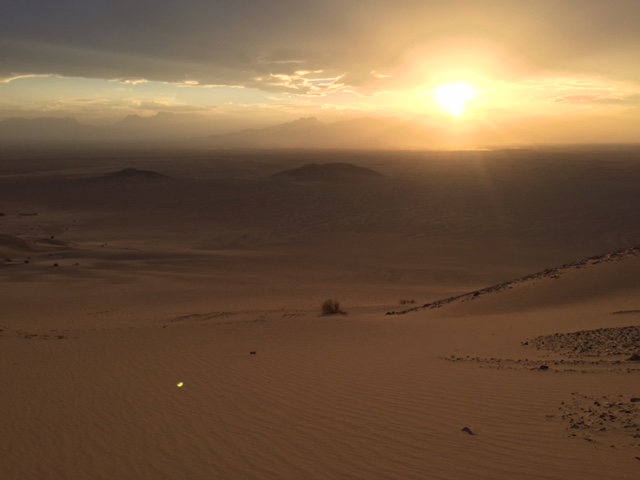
[434,82,477,117]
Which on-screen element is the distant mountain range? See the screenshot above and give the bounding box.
[0,117,101,143]
[0,112,215,144]
[0,113,466,149]
[205,116,437,149]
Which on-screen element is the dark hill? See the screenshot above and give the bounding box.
[97,168,171,181]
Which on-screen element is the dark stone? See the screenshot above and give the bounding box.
[461,426,475,435]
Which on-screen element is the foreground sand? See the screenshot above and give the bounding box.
[1,148,639,479]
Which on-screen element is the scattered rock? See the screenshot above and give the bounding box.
[461,426,475,435]
[249,351,257,355]
[526,326,640,357]
[559,393,640,446]
[539,365,549,371]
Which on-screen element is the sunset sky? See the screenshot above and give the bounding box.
[2,1,640,144]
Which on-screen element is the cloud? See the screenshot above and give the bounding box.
[248,70,345,96]
[516,75,640,106]
[553,95,608,103]
[113,78,149,86]
[3,0,640,97]
[552,94,634,105]
[551,88,640,105]
[0,73,56,84]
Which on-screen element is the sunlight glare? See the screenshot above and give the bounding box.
[434,82,477,117]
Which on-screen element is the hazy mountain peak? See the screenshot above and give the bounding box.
[287,116,322,126]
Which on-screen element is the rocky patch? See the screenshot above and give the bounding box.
[553,393,640,448]
[524,326,640,357]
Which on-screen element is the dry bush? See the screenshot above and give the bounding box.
[321,299,345,316]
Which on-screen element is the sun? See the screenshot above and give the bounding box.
[433,82,477,117]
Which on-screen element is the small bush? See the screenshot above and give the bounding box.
[321,299,345,316]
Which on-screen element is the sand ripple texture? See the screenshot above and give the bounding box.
[4,320,635,480]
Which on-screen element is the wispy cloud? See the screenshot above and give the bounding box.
[553,93,640,105]
[2,0,640,143]
[0,74,56,84]
[112,78,150,86]
[4,1,640,92]
[250,71,345,96]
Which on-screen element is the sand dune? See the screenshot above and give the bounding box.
[1,148,639,479]
[387,245,640,315]
[0,232,38,253]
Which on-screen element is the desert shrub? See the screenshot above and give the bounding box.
[321,299,345,316]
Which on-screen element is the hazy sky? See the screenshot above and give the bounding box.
[2,1,640,143]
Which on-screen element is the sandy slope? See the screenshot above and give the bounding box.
[1,149,639,479]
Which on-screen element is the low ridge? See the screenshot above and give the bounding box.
[271,162,385,181]
[386,245,640,315]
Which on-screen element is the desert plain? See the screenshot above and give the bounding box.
[1,146,639,479]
